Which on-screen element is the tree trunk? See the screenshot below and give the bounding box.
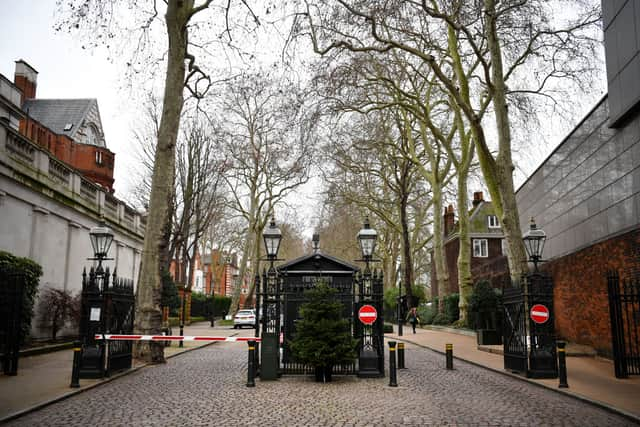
[398,165,414,305]
[456,172,472,324]
[133,0,191,363]
[484,0,527,280]
[431,186,448,308]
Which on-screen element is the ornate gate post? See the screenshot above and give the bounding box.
[356,217,384,378]
[260,267,281,380]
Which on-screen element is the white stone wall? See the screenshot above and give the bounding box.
[0,119,143,340]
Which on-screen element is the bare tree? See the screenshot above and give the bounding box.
[216,71,316,312]
[296,0,602,280]
[58,0,260,362]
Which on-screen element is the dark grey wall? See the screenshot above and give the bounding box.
[603,0,640,126]
[516,97,640,260]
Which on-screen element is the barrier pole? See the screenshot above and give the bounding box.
[247,340,256,387]
[557,341,569,388]
[70,341,82,388]
[388,341,398,387]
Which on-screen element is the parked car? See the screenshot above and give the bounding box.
[233,309,256,329]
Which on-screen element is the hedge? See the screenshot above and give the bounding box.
[0,251,42,343]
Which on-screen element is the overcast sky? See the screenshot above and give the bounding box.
[1,0,608,214]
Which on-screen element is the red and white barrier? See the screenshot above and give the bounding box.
[95,334,261,342]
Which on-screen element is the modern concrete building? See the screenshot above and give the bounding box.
[511,1,640,356]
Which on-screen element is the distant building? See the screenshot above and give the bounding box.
[432,192,506,297]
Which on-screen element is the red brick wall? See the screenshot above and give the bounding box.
[72,144,115,190]
[543,228,640,356]
[19,117,115,191]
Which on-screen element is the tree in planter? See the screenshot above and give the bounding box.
[289,283,358,383]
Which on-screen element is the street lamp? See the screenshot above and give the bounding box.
[523,218,546,271]
[263,216,282,269]
[357,216,377,270]
[89,221,114,267]
[260,216,283,381]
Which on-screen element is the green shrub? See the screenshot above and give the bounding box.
[443,293,460,324]
[383,323,394,333]
[0,251,42,343]
[383,284,427,320]
[432,312,450,325]
[188,292,231,318]
[468,281,502,330]
[417,303,437,325]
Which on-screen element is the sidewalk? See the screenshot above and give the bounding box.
[0,322,245,422]
[387,326,640,422]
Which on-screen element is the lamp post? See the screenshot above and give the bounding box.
[263,217,282,271]
[397,267,403,337]
[86,220,114,377]
[356,216,383,377]
[260,216,282,380]
[89,221,114,284]
[210,280,215,327]
[522,218,547,271]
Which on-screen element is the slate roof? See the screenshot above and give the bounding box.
[22,98,100,144]
[277,250,360,274]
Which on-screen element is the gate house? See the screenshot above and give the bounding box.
[278,251,359,375]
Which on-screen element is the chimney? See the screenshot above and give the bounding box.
[14,60,38,103]
[472,191,484,208]
[444,205,455,236]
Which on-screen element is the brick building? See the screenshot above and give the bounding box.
[432,192,507,296]
[13,60,115,191]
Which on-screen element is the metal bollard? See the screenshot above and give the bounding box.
[557,341,569,388]
[179,323,184,348]
[446,343,453,370]
[70,341,82,388]
[388,341,398,387]
[398,342,406,369]
[246,340,256,387]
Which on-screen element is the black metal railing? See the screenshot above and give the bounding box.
[607,271,640,378]
[0,272,25,375]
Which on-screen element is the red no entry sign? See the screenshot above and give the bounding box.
[358,304,378,325]
[530,304,550,324]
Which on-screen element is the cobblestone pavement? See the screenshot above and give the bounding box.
[6,342,638,427]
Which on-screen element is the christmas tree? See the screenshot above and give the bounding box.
[289,282,358,382]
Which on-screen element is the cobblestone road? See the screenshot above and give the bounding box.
[6,342,638,426]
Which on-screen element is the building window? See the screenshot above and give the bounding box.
[488,215,499,228]
[473,239,488,258]
[95,150,103,165]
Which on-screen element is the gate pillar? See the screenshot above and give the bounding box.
[356,268,384,378]
[502,273,557,379]
[260,267,281,380]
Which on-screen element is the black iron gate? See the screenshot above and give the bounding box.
[281,275,356,375]
[0,272,25,376]
[79,266,134,378]
[607,271,640,378]
[502,273,557,378]
[503,286,527,374]
[354,268,384,377]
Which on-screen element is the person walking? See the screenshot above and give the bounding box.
[407,307,419,333]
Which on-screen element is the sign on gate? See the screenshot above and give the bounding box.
[530,304,550,324]
[358,305,377,325]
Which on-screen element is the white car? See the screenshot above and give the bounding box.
[233,309,256,329]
